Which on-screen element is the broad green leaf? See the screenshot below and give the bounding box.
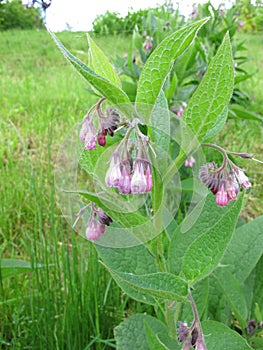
[251,255,263,316]
[48,30,132,116]
[87,34,121,87]
[203,106,228,140]
[96,244,157,274]
[168,192,240,275]
[107,270,188,301]
[114,314,180,350]
[145,322,170,350]
[96,244,157,304]
[182,193,243,283]
[0,259,48,279]
[136,18,209,112]
[202,321,253,349]
[145,325,167,350]
[183,32,234,143]
[221,215,263,282]
[112,274,156,304]
[207,276,232,325]
[213,268,248,329]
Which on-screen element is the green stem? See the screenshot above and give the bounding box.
[201,142,229,173]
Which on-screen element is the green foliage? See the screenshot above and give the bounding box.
[1,9,262,350]
[92,2,181,36]
[0,0,44,30]
[0,259,48,279]
[48,16,263,349]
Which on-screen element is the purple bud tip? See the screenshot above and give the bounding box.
[98,132,106,147]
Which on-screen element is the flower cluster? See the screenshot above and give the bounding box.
[105,120,153,195]
[80,97,120,150]
[85,204,112,241]
[185,155,196,168]
[200,145,252,207]
[143,36,154,51]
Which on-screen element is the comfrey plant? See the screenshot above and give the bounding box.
[51,18,263,350]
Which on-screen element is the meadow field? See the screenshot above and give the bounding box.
[0,29,262,349]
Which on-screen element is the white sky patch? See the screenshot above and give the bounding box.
[30,0,235,32]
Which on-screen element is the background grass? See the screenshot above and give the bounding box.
[0,29,262,349]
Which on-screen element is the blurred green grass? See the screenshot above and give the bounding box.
[0,29,262,349]
[0,30,138,349]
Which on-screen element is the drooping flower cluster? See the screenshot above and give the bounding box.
[105,120,153,195]
[85,204,112,241]
[200,145,252,207]
[80,97,120,150]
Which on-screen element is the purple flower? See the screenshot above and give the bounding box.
[216,180,230,207]
[80,119,97,150]
[143,36,153,51]
[177,107,184,117]
[105,153,122,188]
[119,166,132,194]
[191,6,198,19]
[131,162,147,194]
[85,205,112,241]
[234,168,252,189]
[145,163,152,192]
[199,162,220,195]
[86,216,105,241]
[80,98,120,150]
[185,155,196,168]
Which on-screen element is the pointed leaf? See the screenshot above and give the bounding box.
[96,244,157,304]
[221,215,263,282]
[213,268,248,329]
[107,269,188,301]
[136,18,209,112]
[48,30,132,116]
[182,193,243,283]
[202,321,253,349]
[168,193,239,275]
[0,259,49,279]
[115,314,172,350]
[145,322,171,350]
[183,32,234,143]
[87,33,121,87]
